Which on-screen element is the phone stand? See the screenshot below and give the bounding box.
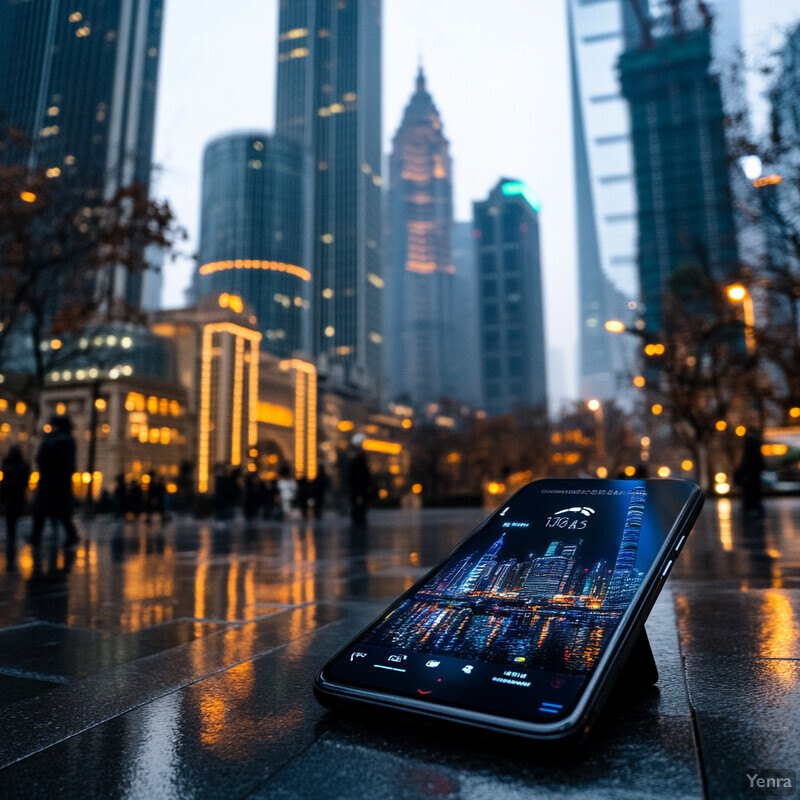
[620,629,658,686]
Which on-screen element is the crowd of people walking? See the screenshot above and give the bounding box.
[2,422,377,551]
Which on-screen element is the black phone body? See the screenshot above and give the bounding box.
[314,478,703,744]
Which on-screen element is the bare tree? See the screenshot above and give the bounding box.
[0,123,185,418]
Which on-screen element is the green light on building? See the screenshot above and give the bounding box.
[501,181,541,212]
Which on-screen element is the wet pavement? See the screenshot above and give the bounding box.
[0,498,798,799]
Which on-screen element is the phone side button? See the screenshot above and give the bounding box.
[674,535,686,552]
[661,560,673,578]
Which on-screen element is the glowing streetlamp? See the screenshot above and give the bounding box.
[604,320,626,333]
[587,398,605,464]
[726,284,755,354]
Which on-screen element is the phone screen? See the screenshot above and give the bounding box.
[325,479,696,724]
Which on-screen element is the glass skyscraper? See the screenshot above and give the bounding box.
[568,0,642,401]
[0,0,164,308]
[568,0,742,395]
[450,220,481,407]
[274,0,382,391]
[474,179,547,417]
[385,68,455,408]
[620,25,738,331]
[195,132,312,358]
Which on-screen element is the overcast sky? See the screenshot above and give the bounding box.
[153,0,800,406]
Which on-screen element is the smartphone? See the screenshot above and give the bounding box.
[314,478,703,744]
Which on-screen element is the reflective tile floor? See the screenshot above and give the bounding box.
[0,498,798,799]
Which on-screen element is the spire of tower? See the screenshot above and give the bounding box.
[416,63,426,93]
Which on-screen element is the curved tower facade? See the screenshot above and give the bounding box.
[196,132,312,357]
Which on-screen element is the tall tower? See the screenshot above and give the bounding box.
[459,534,505,595]
[568,0,743,395]
[611,485,647,573]
[607,484,647,605]
[473,179,547,417]
[0,0,165,309]
[620,24,738,331]
[767,24,800,273]
[274,0,383,391]
[195,131,313,358]
[450,220,481,406]
[567,0,640,402]
[386,68,455,407]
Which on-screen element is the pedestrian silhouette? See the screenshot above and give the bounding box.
[243,472,263,520]
[30,414,79,547]
[145,471,169,522]
[296,475,311,519]
[128,479,143,518]
[311,463,328,520]
[735,431,764,519]
[112,473,127,518]
[2,445,30,552]
[348,434,372,527]
[277,465,296,520]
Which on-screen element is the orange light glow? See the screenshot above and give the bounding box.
[199,259,310,282]
[753,174,782,188]
[362,439,402,455]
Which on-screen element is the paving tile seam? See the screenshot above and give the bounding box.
[0,667,70,684]
[0,621,47,634]
[673,589,712,800]
[242,726,336,800]
[0,617,348,772]
[0,605,333,750]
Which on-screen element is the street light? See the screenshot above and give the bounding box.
[726,284,755,355]
[604,320,626,333]
[587,399,605,464]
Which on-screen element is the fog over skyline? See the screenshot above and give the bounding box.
[153,0,800,408]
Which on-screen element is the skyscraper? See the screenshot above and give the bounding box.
[620,23,739,331]
[568,0,743,394]
[766,23,800,272]
[459,534,505,595]
[473,179,547,416]
[611,485,646,573]
[385,68,455,407]
[567,0,645,401]
[450,220,481,406]
[274,0,382,391]
[0,0,164,308]
[195,131,312,358]
[607,485,646,605]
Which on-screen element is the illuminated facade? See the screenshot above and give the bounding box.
[197,323,261,493]
[0,0,164,309]
[40,379,190,499]
[279,358,318,480]
[150,300,321,493]
[385,68,456,407]
[275,0,383,389]
[195,132,313,357]
[473,179,547,416]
